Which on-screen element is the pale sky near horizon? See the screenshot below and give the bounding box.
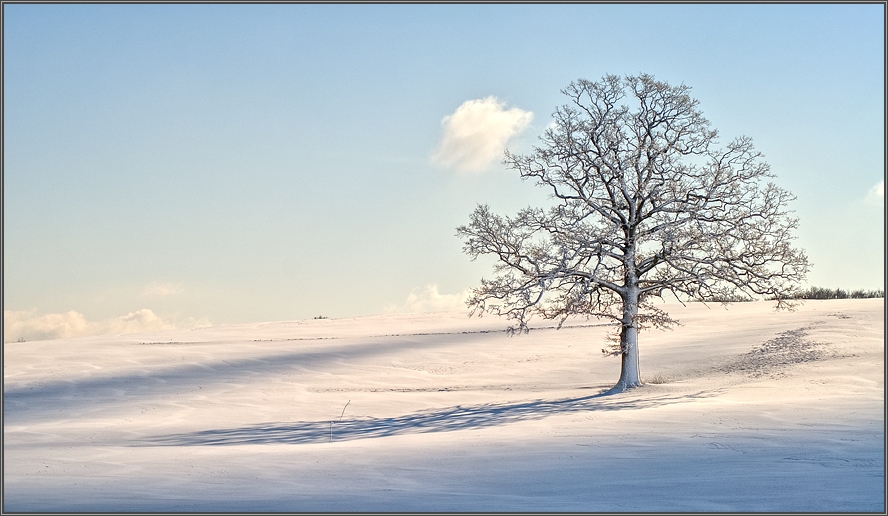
[3,3,885,341]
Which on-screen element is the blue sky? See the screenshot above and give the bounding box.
[3,3,884,340]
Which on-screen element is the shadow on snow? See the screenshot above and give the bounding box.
[141,389,716,446]
[3,335,474,422]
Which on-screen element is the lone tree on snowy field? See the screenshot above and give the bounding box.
[457,74,810,393]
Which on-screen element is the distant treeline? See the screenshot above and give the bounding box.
[781,286,885,300]
[694,287,884,303]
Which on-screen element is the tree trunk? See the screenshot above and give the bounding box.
[615,288,641,391]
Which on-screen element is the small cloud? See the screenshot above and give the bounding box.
[141,282,184,298]
[3,308,211,343]
[2,309,91,342]
[105,308,176,334]
[432,96,533,173]
[865,180,884,204]
[387,284,470,313]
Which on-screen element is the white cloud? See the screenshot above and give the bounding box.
[387,284,471,313]
[2,309,91,342]
[865,180,884,204]
[141,282,184,297]
[3,308,211,343]
[432,96,533,173]
[105,308,177,334]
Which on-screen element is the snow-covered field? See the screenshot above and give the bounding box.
[3,299,884,512]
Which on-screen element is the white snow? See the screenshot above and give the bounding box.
[3,299,884,511]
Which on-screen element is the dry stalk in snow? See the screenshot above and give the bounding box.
[330,400,351,443]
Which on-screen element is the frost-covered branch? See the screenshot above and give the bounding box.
[458,73,809,391]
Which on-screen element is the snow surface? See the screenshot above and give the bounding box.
[3,299,884,512]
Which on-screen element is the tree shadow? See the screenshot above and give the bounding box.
[4,335,471,423]
[141,389,716,446]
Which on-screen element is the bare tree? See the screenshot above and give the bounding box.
[457,73,809,392]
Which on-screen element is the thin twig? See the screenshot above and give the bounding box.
[330,400,350,443]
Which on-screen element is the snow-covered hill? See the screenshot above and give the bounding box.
[3,299,884,511]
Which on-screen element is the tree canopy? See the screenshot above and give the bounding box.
[458,73,810,391]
